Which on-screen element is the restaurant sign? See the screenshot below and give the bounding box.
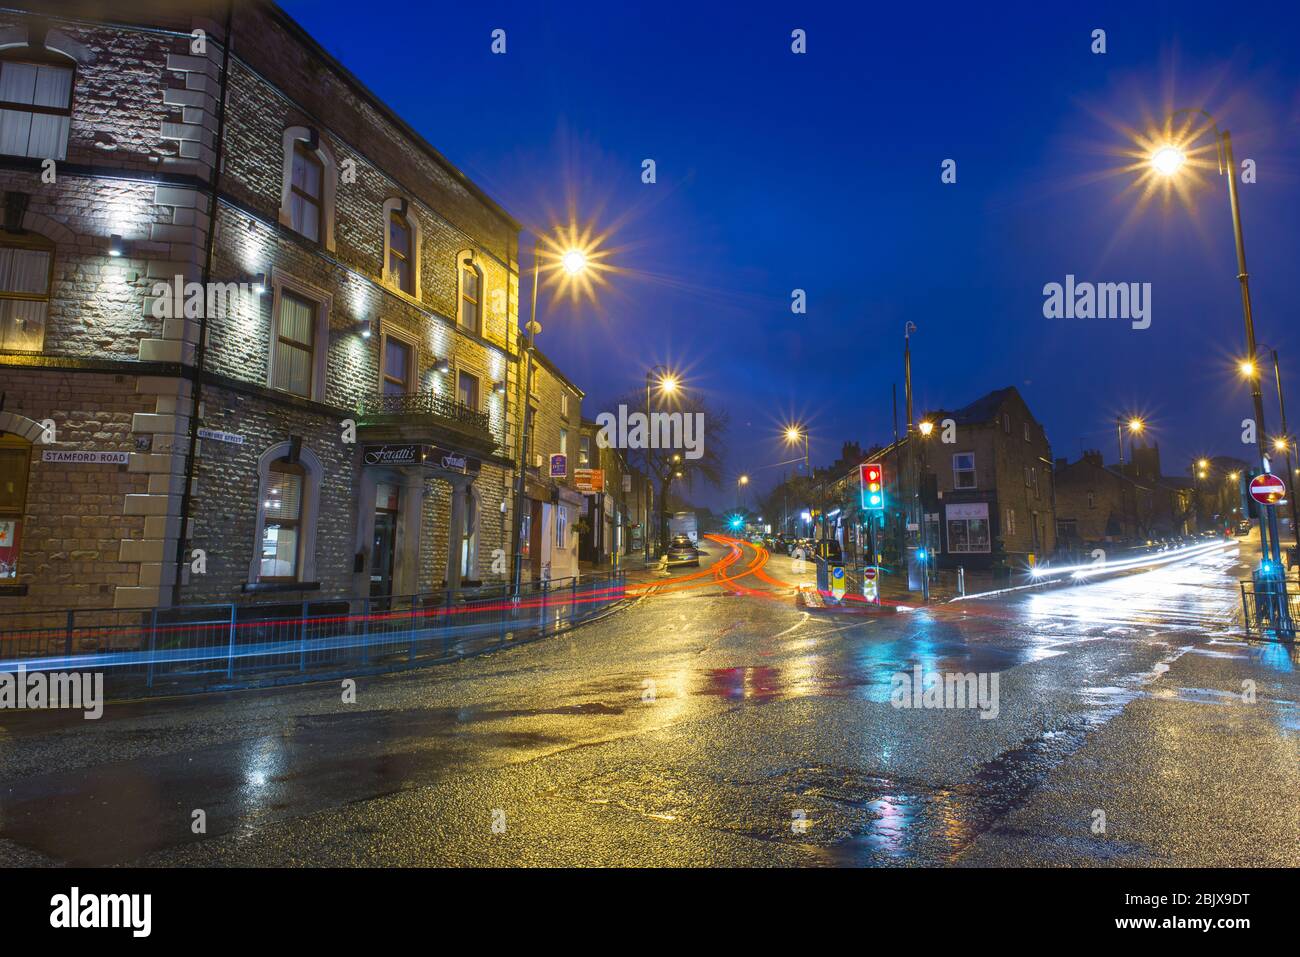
[362,444,480,475]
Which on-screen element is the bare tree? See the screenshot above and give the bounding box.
[605,388,729,551]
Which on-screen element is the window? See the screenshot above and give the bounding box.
[1024,422,1031,442]
[387,210,413,294]
[260,460,304,581]
[458,257,481,334]
[0,54,73,160]
[953,452,976,489]
[556,504,568,549]
[381,335,412,395]
[561,391,570,418]
[278,127,336,250]
[457,369,479,410]
[946,504,990,554]
[1087,491,1096,509]
[0,232,53,353]
[579,435,591,467]
[1005,508,1016,536]
[460,489,478,578]
[1002,413,1011,434]
[0,436,31,580]
[1024,466,1031,487]
[271,290,317,397]
[289,143,324,243]
[559,427,568,457]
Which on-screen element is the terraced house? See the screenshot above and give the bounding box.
[0,0,527,610]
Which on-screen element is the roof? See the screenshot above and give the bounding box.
[928,386,1023,426]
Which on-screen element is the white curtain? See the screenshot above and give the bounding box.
[0,62,71,160]
[0,245,51,352]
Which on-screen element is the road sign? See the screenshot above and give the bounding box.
[863,566,877,580]
[830,563,846,601]
[1249,472,1287,505]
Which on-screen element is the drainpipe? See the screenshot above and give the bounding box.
[171,1,234,606]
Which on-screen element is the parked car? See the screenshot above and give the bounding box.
[1237,520,1252,536]
[666,534,700,567]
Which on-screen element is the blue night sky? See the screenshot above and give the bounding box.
[284,0,1300,509]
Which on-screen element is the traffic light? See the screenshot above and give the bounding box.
[860,463,884,510]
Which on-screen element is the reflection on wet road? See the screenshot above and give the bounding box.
[0,538,1296,867]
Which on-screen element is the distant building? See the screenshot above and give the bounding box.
[817,386,1056,570]
[1054,443,1195,549]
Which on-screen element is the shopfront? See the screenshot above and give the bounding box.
[356,443,483,597]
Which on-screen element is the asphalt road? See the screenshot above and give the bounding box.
[0,536,1296,867]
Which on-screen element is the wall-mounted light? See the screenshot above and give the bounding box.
[108,234,125,257]
[493,381,507,395]
[432,357,451,373]
[356,319,372,339]
[251,272,267,295]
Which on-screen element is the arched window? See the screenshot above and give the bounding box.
[0,50,73,160]
[0,230,53,353]
[457,251,482,334]
[290,144,323,241]
[260,459,304,581]
[382,198,421,298]
[250,441,322,585]
[278,127,337,250]
[388,211,412,293]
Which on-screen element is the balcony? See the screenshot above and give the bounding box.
[355,391,496,452]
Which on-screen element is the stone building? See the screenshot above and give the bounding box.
[517,347,583,583]
[0,1,526,610]
[918,386,1057,567]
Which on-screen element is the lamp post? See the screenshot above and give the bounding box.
[1149,110,1290,634]
[1116,416,1144,470]
[643,367,679,560]
[785,425,810,535]
[736,473,749,511]
[510,238,588,595]
[1265,348,1300,552]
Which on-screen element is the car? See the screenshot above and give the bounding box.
[665,534,700,567]
[1237,520,1252,536]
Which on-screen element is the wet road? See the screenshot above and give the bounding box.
[0,537,1297,866]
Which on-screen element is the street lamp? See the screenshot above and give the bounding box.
[644,366,682,560]
[917,420,934,437]
[1116,415,1145,468]
[511,236,592,594]
[736,473,749,510]
[784,425,810,535]
[1145,108,1290,632]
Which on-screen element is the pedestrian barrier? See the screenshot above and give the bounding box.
[1239,579,1299,642]
[0,572,628,694]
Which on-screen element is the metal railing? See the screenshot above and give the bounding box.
[356,390,491,434]
[0,572,627,694]
[1239,579,1299,641]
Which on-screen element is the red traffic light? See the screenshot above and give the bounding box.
[860,463,884,509]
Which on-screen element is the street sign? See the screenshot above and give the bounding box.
[1249,472,1287,505]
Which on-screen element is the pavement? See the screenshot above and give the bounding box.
[0,535,1296,867]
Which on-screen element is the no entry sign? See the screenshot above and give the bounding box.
[1249,472,1287,505]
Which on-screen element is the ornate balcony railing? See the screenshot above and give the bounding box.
[356,391,491,434]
